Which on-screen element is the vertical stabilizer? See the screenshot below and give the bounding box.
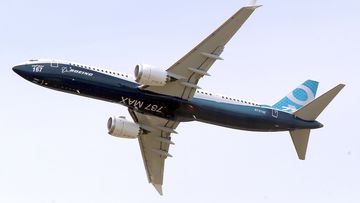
[273,80,319,113]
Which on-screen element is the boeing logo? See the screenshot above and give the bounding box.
[61,66,93,77]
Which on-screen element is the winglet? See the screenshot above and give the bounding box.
[153,184,163,195]
[246,0,262,9]
[248,0,257,5]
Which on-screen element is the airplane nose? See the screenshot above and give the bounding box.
[12,65,22,74]
[12,64,29,78]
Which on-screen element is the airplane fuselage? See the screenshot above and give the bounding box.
[12,3,347,195]
[13,60,323,132]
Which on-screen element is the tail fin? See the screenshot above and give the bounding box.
[272,80,319,113]
[290,84,345,160]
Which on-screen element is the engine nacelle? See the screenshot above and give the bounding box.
[107,116,141,139]
[134,64,168,86]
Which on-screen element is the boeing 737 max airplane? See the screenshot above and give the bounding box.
[12,2,344,195]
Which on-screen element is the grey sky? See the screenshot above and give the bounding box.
[1,0,359,202]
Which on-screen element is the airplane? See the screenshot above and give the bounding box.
[12,1,344,195]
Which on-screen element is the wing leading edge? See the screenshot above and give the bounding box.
[143,4,261,100]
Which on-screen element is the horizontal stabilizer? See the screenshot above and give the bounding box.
[294,84,345,121]
[290,129,310,160]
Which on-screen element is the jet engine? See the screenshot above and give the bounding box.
[107,116,141,139]
[134,64,169,86]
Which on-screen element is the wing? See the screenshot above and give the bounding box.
[128,109,179,195]
[143,4,261,100]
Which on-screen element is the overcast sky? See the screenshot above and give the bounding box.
[1,0,359,202]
